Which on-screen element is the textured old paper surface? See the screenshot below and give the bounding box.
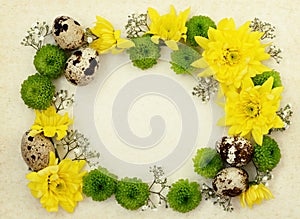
[0,0,299,218]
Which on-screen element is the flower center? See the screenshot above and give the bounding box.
[223,48,240,65]
[245,103,260,118]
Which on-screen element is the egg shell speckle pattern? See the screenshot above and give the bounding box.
[65,47,100,86]
[212,167,248,197]
[216,136,254,167]
[52,16,84,50]
[21,131,55,171]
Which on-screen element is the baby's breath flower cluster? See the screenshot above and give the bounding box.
[21,21,51,50]
[192,76,219,102]
[52,90,74,112]
[272,104,293,132]
[55,130,100,167]
[266,45,283,64]
[144,166,171,210]
[125,13,148,38]
[201,183,234,212]
[250,18,276,40]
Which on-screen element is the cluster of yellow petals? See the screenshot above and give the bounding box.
[192,18,270,93]
[240,184,274,208]
[29,106,73,140]
[220,77,284,145]
[26,152,86,212]
[90,16,134,54]
[147,5,190,50]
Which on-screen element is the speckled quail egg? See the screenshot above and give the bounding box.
[216,136,254,167]
[52,16,84,50]
[21,131,55,171]
[65,47,100,86]
[212,167,248,197]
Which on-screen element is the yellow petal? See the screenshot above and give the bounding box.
[191,58,208,68]
[194,36,209,49]
[117,38,135,49]
[151,35,160,44]
[165,40,179,50]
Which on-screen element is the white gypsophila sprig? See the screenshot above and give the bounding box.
[52,90,75,112]
[21,21,51,50]
[125,13,148,38]
[192,76,219,103]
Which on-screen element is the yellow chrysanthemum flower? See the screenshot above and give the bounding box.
[220,77,284,145]
[29,106,73,140]
[240,184,274,208]
[147,5,190,50]
[26,151,86,212]
[90,16,134,54]
[192,18,270,92]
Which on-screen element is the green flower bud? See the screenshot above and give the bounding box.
[20,73,55,110]
[82,167,117,202]
[186,15,216,47]
[34,44,67,79]
[115,177,149,210]
[167,179,201,213]
[252,70,282,88]
[253,136,281,172]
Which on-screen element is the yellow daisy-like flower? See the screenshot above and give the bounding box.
[90,16,134,54]
[147,5,190,50]
[221,77,284,145]
[240,184,274,208]
[29,106,73,140]
[26,151,86,212]
[192,18,270,92]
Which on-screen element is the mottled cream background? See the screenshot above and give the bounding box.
[1,0,300,218]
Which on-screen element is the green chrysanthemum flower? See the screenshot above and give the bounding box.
[253,136,281,172]
[20,73,55,110]
[82,167,117,202]
[34,44,67,79]
[167,179,201,213]
[115,177,150,210]
[170,44,200,74]
[252,70,282,88]
[193,148,224,178]
[186,15,216,47]
[126,36,161,70]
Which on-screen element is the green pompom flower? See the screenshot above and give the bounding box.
[20,73,55,110]
[253,136,281,172]
[167,179,201,213]
[126,36,161,70]
[115,177,150,210]
[193,148,224,178]
[186,15,216,47]
[82,167,117,202]
[34,44,67,79]
[170,44,200,74]
[252,70,282,88]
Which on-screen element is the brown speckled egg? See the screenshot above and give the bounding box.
[21,131,55,171]
[52,16,84,50]
[216,136,254,167]
[212,167,248,197]
[65,47,99,86]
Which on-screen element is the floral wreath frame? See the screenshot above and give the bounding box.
[19,5,293,214]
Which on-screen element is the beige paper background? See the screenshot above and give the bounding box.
[1,0,300,218]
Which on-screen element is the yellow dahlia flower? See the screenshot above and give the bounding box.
[240,184,274,208]
[192,18,270,92]
[147,5,190,50]
[90,16,134,54]
[26,152,86,212]
[29,106,73,140]
[221,77,284,145]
